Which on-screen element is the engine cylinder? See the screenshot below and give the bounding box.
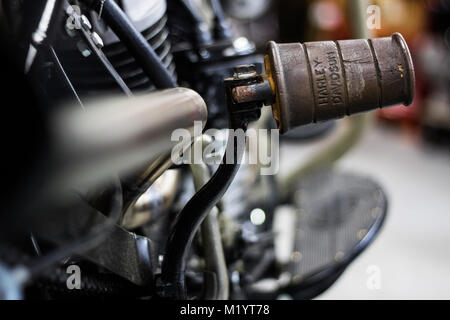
[62,0,175,94]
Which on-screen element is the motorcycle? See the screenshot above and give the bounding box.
[0,0,414,300]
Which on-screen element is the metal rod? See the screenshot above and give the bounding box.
[190,136,229,300]
[161,126,246,299]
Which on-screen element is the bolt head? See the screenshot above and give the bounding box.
[80,15,92,31]
[91,32,104,49]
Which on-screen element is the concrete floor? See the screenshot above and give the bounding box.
[280,123,450,299]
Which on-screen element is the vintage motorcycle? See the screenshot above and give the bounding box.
[0,0,414,300]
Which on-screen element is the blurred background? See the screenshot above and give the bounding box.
[1,0,449,300]
[226,0,450,299]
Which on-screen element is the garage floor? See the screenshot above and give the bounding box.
[280,123,450,299]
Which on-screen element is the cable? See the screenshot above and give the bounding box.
[49,46,86,108]
[82,0,176,89]
[24,0,60,73]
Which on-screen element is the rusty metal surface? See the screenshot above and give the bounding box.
[266,41,315,134]
[265,33,415,133]
[231,80,274,105]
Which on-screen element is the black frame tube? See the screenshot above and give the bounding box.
[161,124,246,299]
